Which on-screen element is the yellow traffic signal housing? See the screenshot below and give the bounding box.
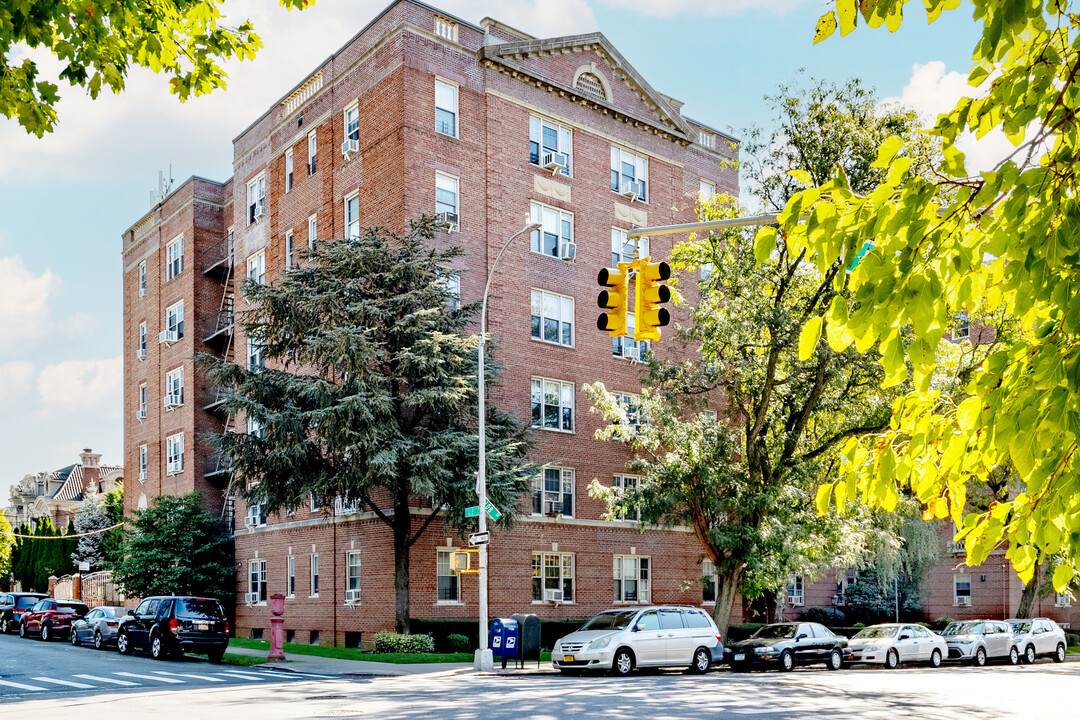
[633,259,671,342]
[597,263,630,337]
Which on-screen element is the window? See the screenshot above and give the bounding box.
[346,551,361,601]
[954,575,972,606]
[530,289,573,347]
[287,556,296,598]
[248,559,267,603]
[345,193,360,239]
[310,554,320,596]
[247,336,265,372]
[435,172,458,224]
[787,576,805,606]
[344,103,359,143]
[612,392,642,431]
[308,130,317,174]
[702,559,717,604]
[247,173,266,224]
[310,494,319,513]
[437,550,460,602]
[433,15,458,41]
[166,433,184,475]
[531,377,574,432]
[165,301,184,339]
[435,79,458,137]
[309,630,320,645]
[285,231,294,270]
[439,273,460,311]
[529,116,571,175]
[612,313,646,360]
[165,367,183,407]
[138,445,148,482]
[165,236,184,280]
[699,179,715,208]
[530,202,574,259]
[837,568,859,605]
[532,552,574,602]
[611,146,649,201]
[335,496,362,516]
[308,214,317,250]
[613,475,641,521]
[138,262,147,297]
[532,467,574,517]
[575,72,606,102]
[247,250,265,285]
[138,384,147,416]
[1056,591,1072,607]
[611,228,648,267]
[138,323,146,357]
[614,555,651,603]
[246,502,265,527]
[285,149,294,192]
[955,311,970,340]
[248,416,265,440]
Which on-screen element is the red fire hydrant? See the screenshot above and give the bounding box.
[269,594,286,663]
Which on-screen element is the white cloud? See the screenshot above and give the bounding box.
[599,0,809,17]
[0,362,35,404]
[0,256,61,352]
[37,357,122,411]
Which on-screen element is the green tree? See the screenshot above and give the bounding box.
[801,0,1080,592]
[72,488,116,571]
[111,492,233,599]
[2,0,311,137]
[11,523,31,590]
[0,514,13,590]
[199,218,533,633]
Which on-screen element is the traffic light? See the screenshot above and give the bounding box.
[633,259,671,342]
[597,263,630,337]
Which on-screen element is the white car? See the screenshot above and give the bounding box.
[942,620,1020,666]
[1007,618,1068,664]
[552,606,722,676]
[845,623,947,668]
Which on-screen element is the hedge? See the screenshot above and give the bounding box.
[410,618,589,652]
[372,631,436,654]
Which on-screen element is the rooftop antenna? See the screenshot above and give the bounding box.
[150,164,175,205]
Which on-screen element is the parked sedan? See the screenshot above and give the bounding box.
[0,592,48,634]
[70,605,128,649]
[845,623,947,668]
[19,599,89,641]
[1007,618,1068,664]
[117,596,229,662]
[942,620,1019,666]
[723,622,846,672]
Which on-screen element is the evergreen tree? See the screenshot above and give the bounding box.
[72,486,116,571]
[12,524,31,590]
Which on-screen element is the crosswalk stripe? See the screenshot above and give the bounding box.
[151,671,226,682]
[213,671,271,681]
[0,679,46,692]
[114,672,185,684]
[257,670,334,679]
[32,677,95,689]
[73,674,139,686]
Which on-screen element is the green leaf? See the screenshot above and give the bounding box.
[799,316,823,361]
[871,136,905,169]
[754,227,777,265]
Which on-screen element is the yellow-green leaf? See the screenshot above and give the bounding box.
[816,483,834,515]
[871,136,905,169]
[813,11,838,44]
[754,227,777,265]
[799,316,823,361]
[1052,563,1074,592]
[837,0,858,35]
[789,169,813,185]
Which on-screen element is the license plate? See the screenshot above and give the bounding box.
[733,654,746,662]
[196,623,210,631]
[563,655,575,663]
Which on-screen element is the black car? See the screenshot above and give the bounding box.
[723,622,847,671]
[0,592,49,634]
[117,596,229,662]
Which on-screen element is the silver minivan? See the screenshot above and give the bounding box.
[553,606,722,676]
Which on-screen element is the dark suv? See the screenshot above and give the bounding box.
[117,596,229,662]
[0,593,49,634]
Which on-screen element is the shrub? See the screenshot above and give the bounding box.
[801,607,846,625]
[446,634,471,653]
[372,631,436,654]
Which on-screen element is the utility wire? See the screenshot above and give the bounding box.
[0,522,124,540]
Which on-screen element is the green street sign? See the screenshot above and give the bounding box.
[464,506,480,518]
[485,499,502,521]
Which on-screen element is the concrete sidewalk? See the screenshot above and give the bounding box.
[226,646,474,677]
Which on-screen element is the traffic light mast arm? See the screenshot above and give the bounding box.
[626,213,779,240]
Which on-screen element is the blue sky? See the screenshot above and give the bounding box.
[0,0,984,500]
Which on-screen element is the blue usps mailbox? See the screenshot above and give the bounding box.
[490,618,519,669]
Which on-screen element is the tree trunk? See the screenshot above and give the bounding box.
[393,496,411,634]
[1015,561,1042,619]
[710,567,743,643]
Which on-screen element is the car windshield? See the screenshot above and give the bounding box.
[752,624,798,639]
[105,607,127,618]
[58,603,88,615]
[579,610,639,631]
[942,622,980,636]
[1009,621,1031,634]
[176,599,225,620]
[15,597,40,609]
[854,626,898,639]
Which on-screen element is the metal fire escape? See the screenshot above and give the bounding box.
[202,232,236,527]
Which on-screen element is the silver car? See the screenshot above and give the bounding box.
[1007,618,1068,664]
[553,606,722,676]
[942,620,1019,666]
[845,623,947,668]
[69,605,128,650]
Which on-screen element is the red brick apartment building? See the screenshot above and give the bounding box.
[121,0,741,645]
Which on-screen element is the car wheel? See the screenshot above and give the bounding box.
[70,628,80,646]
[0,617,9,634]
[18,621,27,639]
[929,649,942,668]
[974,647,987,667]
[779,650,794,672]
[1054,643,1066,663]
[884,649,899,669]
[611,649,634,677]
[1023,645,1036,664]
[826,649,843,671]
[117,631,131,655]
[151,634,167,660]
[94,630,105,650]
[207,650,225,664]
[40,624,50,642]
[690,647,711,674]
[1008,646,1019,665]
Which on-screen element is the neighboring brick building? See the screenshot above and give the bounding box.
[121,0,739,645]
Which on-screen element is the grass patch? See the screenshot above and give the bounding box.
[1068,646,1080,654]
[223,653,270,666]
[228,638,551,664]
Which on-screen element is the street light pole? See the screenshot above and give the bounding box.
[474,221,542,673]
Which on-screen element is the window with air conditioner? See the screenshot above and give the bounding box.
[611,227,648,267]
[612,313,647,361]
[342,103,360,158]
[437,550,460,603]
[310,554,320,597]
[138,383,147,420]
[1056,591,1072,607]
[166,433,184,475]
[529,116,571,175]
[531,377,574,432]
[702,559,718,604]
[435,78,458,137]
[614,555,650,603]
[345,193,360,239]
[247,336,265,372]
[613,475,641,521]
[137,322,147,359]
[247,173,266,225]
[287,556,296,598]
[787,575,805,606]
[530,202,574,260]
[138,444,148,482]
[612,392,642,431]
[532,467,574,518]
[532,552,574,603]
[308,214,317,251]
[137,261,147,298]
[165,235,184,280]
[954,575,972,607]
[246,250,265,286]
[610,146,648,201]
[530,289,573,347]
[308,130,317,175]
[285,149,294,192]
[164,367,184,408]
[345,550,361,603]
[248,559,267,603]
[246,503,265,528]
[285,231,294,270]
[163,301,184,342]
[248,416,265,440]
[435,172,459,231]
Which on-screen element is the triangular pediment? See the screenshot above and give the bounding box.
[479,32,693,143]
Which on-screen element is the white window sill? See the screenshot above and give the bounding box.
[612,189,649,205]
[529,161,572,179]
[612,600,649,605]
[309,594,320,599]
[343,602,361,607]
[531,426,575,434]
[530,336,576,350]
[285,595,295,600]
[436,601,465,606]
[529,248,573,262]
[789,602,805,608]
[436,130,459,140]
[166,470,183,477]
[532,601,575,605]
[701,601,716,607]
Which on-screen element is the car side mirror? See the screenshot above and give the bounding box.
[634,621,646,632]
[127,609,135,616]
[795,633,807,641]
[899,633,911,640]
